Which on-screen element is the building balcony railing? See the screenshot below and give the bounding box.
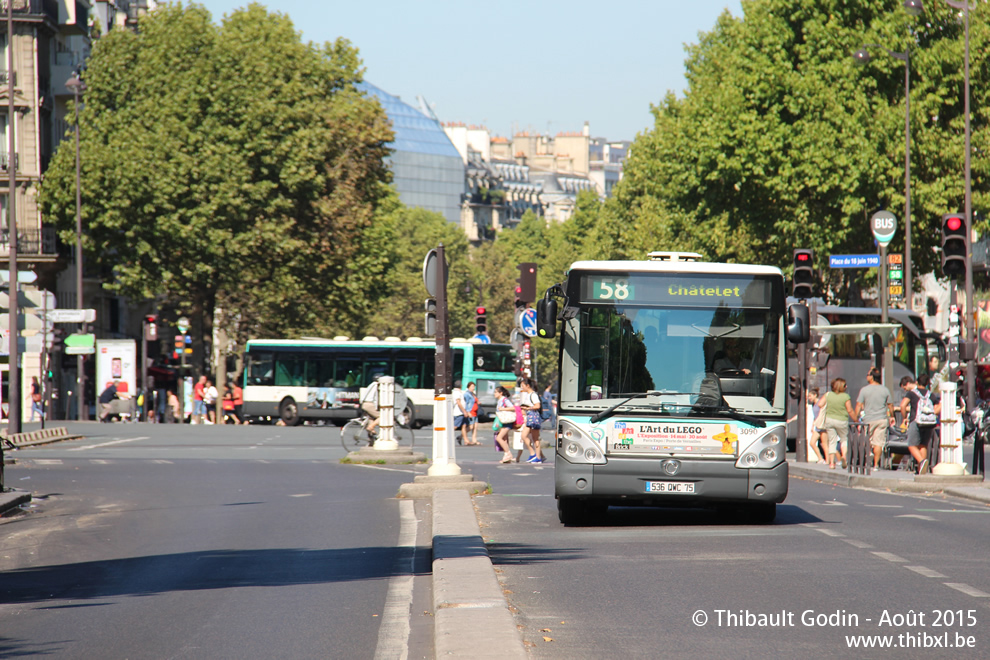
[0,225,58,257]
[11,0,60,24]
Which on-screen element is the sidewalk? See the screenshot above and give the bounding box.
[788,456,990,505]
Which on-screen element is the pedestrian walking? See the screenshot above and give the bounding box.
[30,376,44,422]
[222,382,242,425]
[494,386,518,463]
[855,368,895,470]
[899,374,940,474]
[519,378,544,463]
[192,375,207,424]
[203,379,219,425]
[818,378,856,469]
[460,382,480,445]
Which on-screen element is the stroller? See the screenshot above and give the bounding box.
[881,422,915,472]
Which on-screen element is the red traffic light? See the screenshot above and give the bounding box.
[144,314,157,323]
[476,306,486,315]
[795,253,810,262]
[946,216,962,232]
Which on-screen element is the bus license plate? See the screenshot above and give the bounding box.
[645,481,694,494]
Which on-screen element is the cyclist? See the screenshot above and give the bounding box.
[359,375,409,442]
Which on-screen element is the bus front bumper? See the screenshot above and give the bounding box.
[555,455,788,505]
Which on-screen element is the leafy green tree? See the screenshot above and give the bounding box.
[602,0,989,302]
[40,2,394,352]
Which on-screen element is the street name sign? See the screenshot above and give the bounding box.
[39,308,97,323]
[829,255,881,269]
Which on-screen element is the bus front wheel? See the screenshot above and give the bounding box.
[558,498,606,525]
[747,502,776,524]
[279,399,301,426]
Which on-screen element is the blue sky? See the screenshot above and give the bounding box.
[197,1,743,142]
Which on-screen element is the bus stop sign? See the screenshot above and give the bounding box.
[871,210,896,246]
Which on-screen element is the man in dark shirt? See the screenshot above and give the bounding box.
[99,381,119,422]
[898,374,941,474]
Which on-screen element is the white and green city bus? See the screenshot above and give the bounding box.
[537,252,809,524]
[241,337,518,426]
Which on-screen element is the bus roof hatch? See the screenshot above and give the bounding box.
[647,251,703,262]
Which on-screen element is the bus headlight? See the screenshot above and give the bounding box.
[558,419,606,465]
[735,426,786,469]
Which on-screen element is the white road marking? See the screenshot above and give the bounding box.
[289,494,312,498]
[67,437,149,451]
[842,539,873,549]
[150,460,173,464]
[33,459,63,465]
[895,514,935,521]
[864,504,903,508]
[943,583,990,598]
[815,528,845,537]
[374,499,417,660]
[90,460,110,464]
[872,552,907,563]
[905,566,948,579]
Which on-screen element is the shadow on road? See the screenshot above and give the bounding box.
[570,503,822,527]
[486,541,586,566]
[0,545,430,605]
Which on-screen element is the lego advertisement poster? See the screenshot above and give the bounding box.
[608,421,739,455]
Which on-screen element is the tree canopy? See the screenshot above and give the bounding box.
[601,0,989,301]
[40,2,394,345]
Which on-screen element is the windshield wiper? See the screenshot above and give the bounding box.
[590,391,661,424]
[692,403,766,428]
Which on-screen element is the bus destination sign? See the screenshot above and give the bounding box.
[581,273,773,308]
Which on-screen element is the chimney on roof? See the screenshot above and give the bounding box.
[583,121,590,137]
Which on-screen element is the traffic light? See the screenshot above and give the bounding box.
[144,314,158,341]
[941,213,967,279]
[475,306,487,334]
[516,262,537,305]
[51,328,66,352]
[788,375,801,400]
[424,299,436,337]
[792,249,814,300]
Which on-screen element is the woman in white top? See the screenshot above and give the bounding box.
[519,378,544,463]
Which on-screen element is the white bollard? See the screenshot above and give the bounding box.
[373,376,399,451]
[937,381,966,474]
[428,392,461,476]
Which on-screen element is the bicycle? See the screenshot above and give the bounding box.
[340,411,414,451]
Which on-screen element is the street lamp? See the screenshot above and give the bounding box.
[916,0,976,410]
[65,73,87,421]
[853,0,923,313]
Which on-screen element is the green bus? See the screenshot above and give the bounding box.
[242,337,517,426]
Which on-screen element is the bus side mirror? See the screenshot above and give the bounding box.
[537,299,558,339]
[787,303,810,344]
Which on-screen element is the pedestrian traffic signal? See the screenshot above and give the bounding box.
[475,306,487,334]
[792,249,814,300]
[51,328,66,352]
[941,213,967,279]
[788,375,801,400]
[144,314,158,341]
[516,263,537,304]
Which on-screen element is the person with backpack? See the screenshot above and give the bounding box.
[519,378,545,463]
[898,374,941,474]
[816,378,857,469]
[541,382,556,428]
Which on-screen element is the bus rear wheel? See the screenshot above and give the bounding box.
[279,399,301,426]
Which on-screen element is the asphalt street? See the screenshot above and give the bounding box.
[475,469,990,659]
[0,423,439,659]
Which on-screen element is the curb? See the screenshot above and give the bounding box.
[789,462,990,504]
[432,489,526,659]
[0,489,31,515]
[2,427,82,448]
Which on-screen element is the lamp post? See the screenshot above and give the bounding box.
[66,74,86,421]
[853,0,923,313]
[920,0,976,410]
[6,0,21,436]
